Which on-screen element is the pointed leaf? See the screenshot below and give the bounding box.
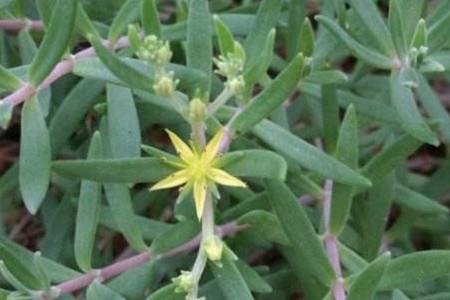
[19,97,51,215]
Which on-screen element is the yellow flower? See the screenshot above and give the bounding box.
[150,129,246,219]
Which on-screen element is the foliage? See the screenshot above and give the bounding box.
[0,0,449,299]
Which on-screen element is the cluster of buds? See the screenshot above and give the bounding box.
[172,270,195,294]
[136,35,173,68]
[213,42,246,95]
[128,25,179,98]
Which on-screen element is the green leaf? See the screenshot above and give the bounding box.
[213,15,235,56]
[253,120,371,187]
[33,252,50,291]
[73,57,206,94]
[87,282,126,300]
[304,70,348,85]
[416,72,450,144]
[210,255,253,300]
[388,0,408,56]
[394,185,448,215]
[219,150,287,181]
[235,260,272,293]
[142,0,161,36]
[321,84,339,153]
[390,69,438,145]
[242,29,275,89]
[76,2,99,38]
[298,18,315,57]
[52,149,286,183]
[244,0,282,66]
[266,180,335,286]
[353,175,395,260]
[0,101,13,130]
[150,220,199,254]
[0,0,12,9]
[19,97,51,215]
[237,210,289,245]
[315,16,393,70]
[107,84,141,158]
[428,11,450,50]
[411,19,428,48]
[0,64,21,91]
[361,133,422,187]
[49,79,105,155]
[287,0,306,59]
[0,243,40,290]
[347,252,391,300]
[392,289,411,300]
[104,184,147,251]
[88,35,153,91]
[347,0,395,56]
[379,251,450,290]
[52,158,173,183]
[330,105,358,235]
[28,0,77,86]
[108,0,140,42]
[146,283,183,300]
[75,132,103,272]
[230,54,304,133]
[187,0,212,93]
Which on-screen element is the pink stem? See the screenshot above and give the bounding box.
[0,19,44,31]
[322,179,346,300]
[52,221,243,297]
[1,36,132,107]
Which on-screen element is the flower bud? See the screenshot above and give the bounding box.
[172,270,195,293]
[136,35,172,67]
[225,75,245,95]
[189,98,206,123]
[203,236,224,262]
[153,72,178,97]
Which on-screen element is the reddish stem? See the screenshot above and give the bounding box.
[0,19,44,31]
[52,221,243,297]
[1,36,132,107]
[322,179,346,300]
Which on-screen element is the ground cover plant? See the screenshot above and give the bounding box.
[0,0,450,299]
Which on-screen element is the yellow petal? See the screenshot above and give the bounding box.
[193,177,207,220]
[204,128,224,162]
[150,170,190,191]
[165,129,194,162]
[208,168,247,188]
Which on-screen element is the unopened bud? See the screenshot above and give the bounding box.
[189,98,206,123]
[225,75,245,95]
[172,270,195,293]
[203,236,224,262]
[153,72,178,97]
[136,35,172,66]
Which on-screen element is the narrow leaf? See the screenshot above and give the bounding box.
[28,0,77,86]
[231,54,304,133]
[253,120,371,187]
[107,84,141,158]
[266,180,335,286]
[390,69,438,145]
[19,97,51,214]
[108,0,140,42]
[75,132,103,272]
[142,0,161,36]
[315,16,393,70]
[186,0,212,93]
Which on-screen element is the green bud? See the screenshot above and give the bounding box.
[203,235,224,263]
[153,72,178,97]
[225,75,245,95]
[172,270,195,293]
[127,24,141,53]
[189,98,206,123]
[136,35,172,67]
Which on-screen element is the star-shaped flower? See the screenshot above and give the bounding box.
[150,129,246,219]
